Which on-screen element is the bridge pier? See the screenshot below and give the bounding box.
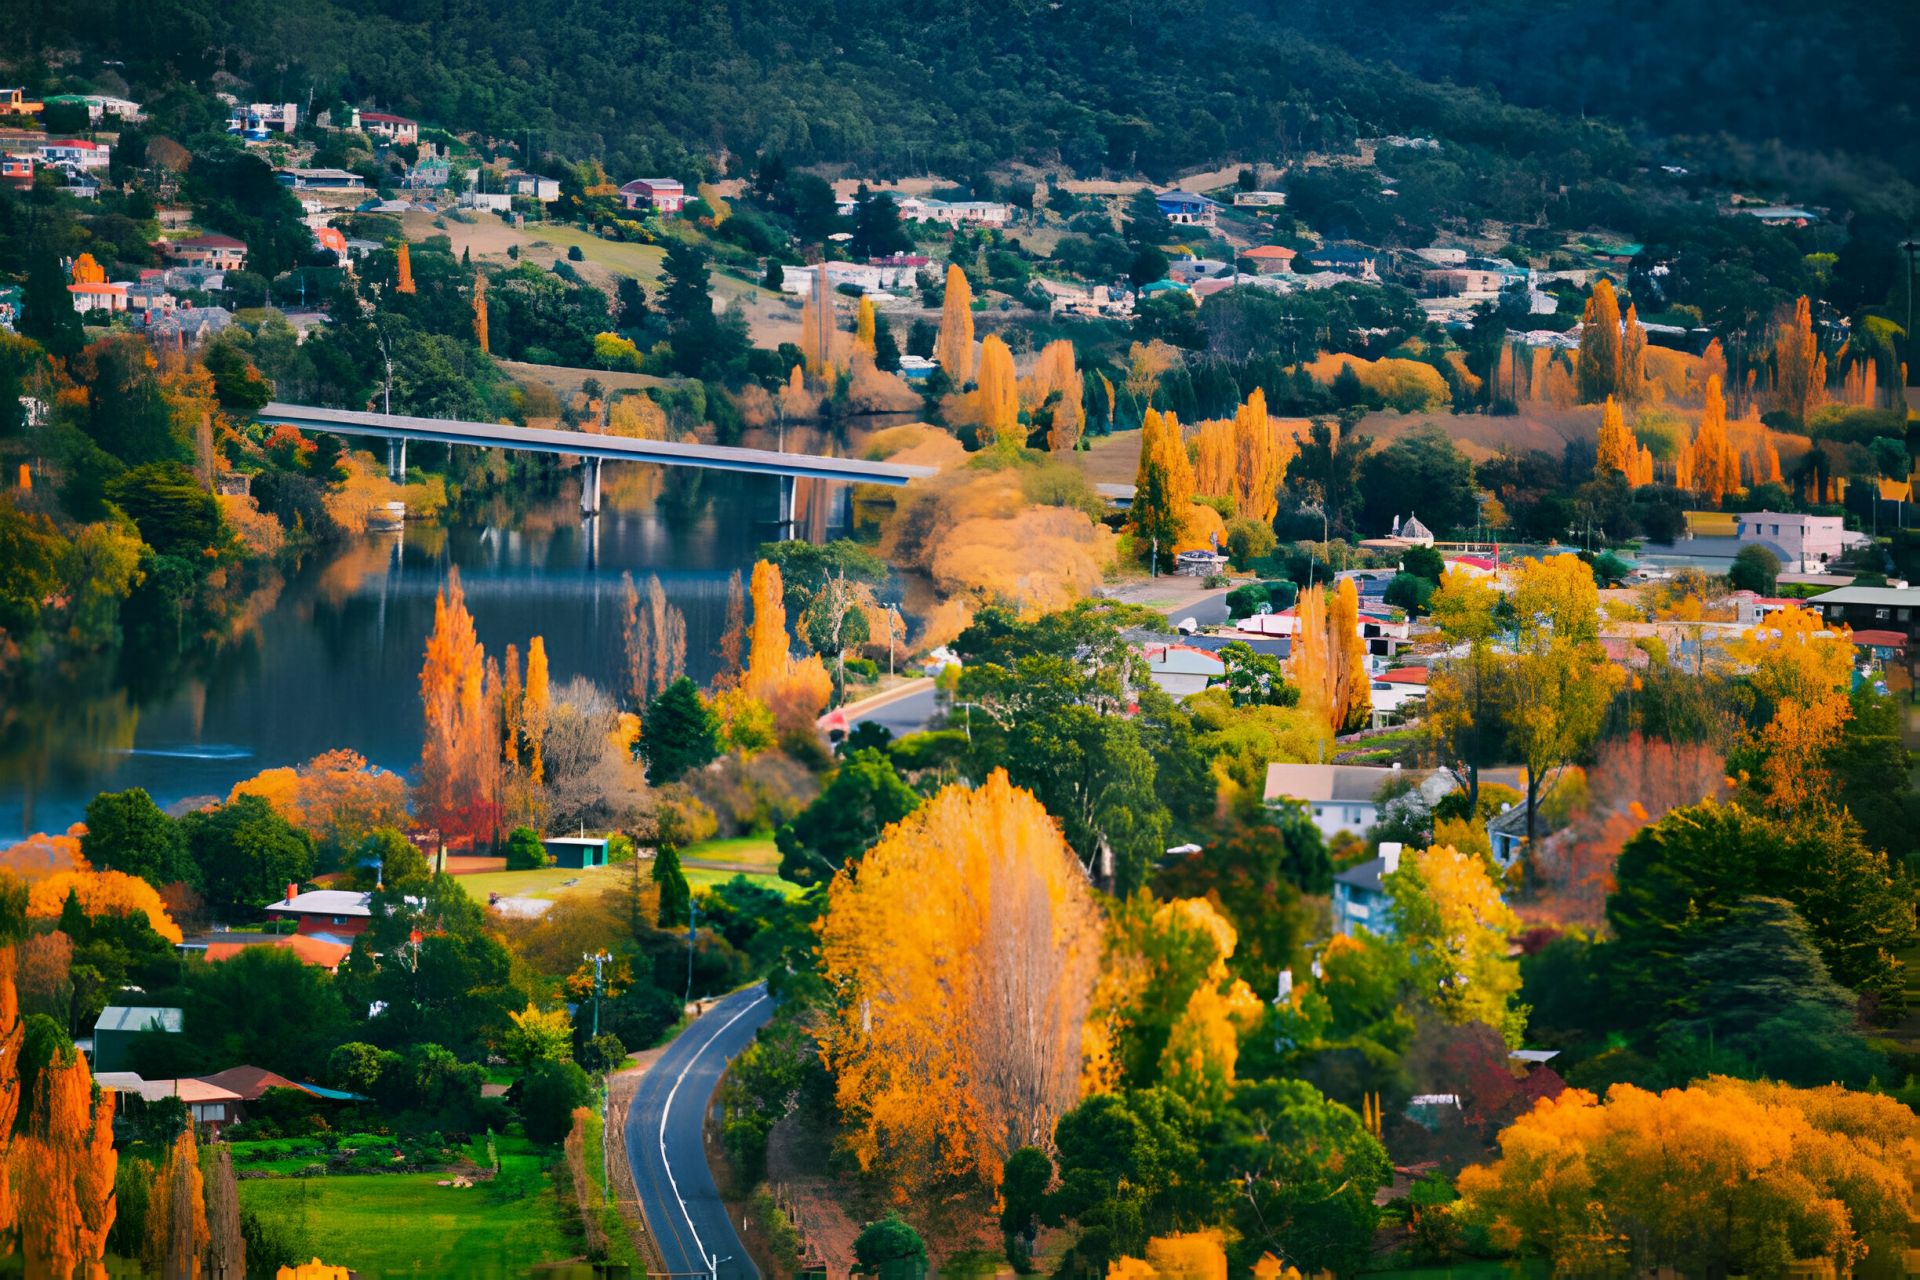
[581,457,603,518]
[386,438,407,483]
[778,475,795,530]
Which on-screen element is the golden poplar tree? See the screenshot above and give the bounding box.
[935,263,975,384]
[472,273,490,354]
[975,334,1021,447]
[417,569,495,839]
[1618,303,1646,402]
[1772,295,1827,425]
[146,1125,207,1280]
[17,1040,117,1278]
[854,296,876,356]
[523,636,550,787]
[1594,396,1636,478]
[1230,388,1292,523]
[1728,604,1855,810]
[1576,279,1623,403]
[743,559,791,704]
[1191,417,1235,501]
[1330,577,1371,732]
[1022,339,1084,452]
[1686,376,1740,504]
[395,241,416,294]
[1292,586,1332,730]
[819,770,1102,1192]
[1131,408,1196,558]
[501,642,524,767]
[0,945,19,1249]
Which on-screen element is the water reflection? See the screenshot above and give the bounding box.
[1,450,858,836]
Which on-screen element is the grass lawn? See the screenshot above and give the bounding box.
[451,856,806,906]
[682,835,780,870]
[237,1134,576,1278]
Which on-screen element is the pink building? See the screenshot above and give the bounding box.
[355,110,419,145]
[618,177,687,215]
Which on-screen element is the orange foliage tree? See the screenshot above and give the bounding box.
[819,771,1102,1193]
[472,273,489,354]
[1329,578,1371,732]
[1618,302,1646,403]
[1131,408,1199,558]
[70,253,106,286]
[146,1124,208,1279]
[974,334,1020,446]
[1576,279,1623,403]
[15,1035,117,1277]
[523,635,550,787]
[1727,604,1855,810]
[394,242,416,294]
[229,750,406,853]
[1682,376,1740,503]
[1771,295,1827,426]
[416,568,498,841]
[621,571,688,705]
[741,559,830,734]
[1023,339,1084,452]
[0,943,19,1249]
[934,264,974,385]
[28,869,183,944]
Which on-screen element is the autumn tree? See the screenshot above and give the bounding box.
[1456,1080,1918,1277]
[70,253,106,286]
[1023,339,1084,452]
[0,941,19,1250]
[1291,585,1331,730]
[524,635,551,788]
[1425,569,1506,810]
[975,334,1020,447]
[621,571,688,705]
[1683,376,1740,503]
[146,1124,208,1280]
[1772,295,1827,426]
[472,273,489,354]
[1576,279,1623,403]
[1328,578,1370,733]
[1593,397,1635,479]
[935,264,976,385]
[1618,303,1646,403]
[819,771,1102,1193]
[416,569,498,841]
[715,568,746,689]
[1726,603,1854,810]
[17,1035,118,1277]
[1132,408,1198,561]
[395,241,416,294]
[854,295,877,357]
[741,558,832,734]
[202,1143,244,1280]
[1384,845,1525,1042]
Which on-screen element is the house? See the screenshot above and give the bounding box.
[39,138,109,172]
[1850,629,1908,667]
[920,199,1012,227]
[198,1065,363,1107]
[897,354,938,383]
[460,190,511,213]
[0,284,22,329]
[161,265,227,293]
[1264,762,1456,842]
[66,281,128,315]
[1169,257,1231,285]
[619,177,687,214]
[1413,246,1469,267]
[1390,513,1434,546]
[1233,190,1287,208]
[1736,205,1819,227]
[0,88,41,115]
[277,167,367,193]
[1239,245,1296,276]
[1154,189,1219,227]
[124,280,174,314]
[263,887,373,938]
[542,836,610,869]
[403,157,450,189]
[1486,802,1531,869]
[506,172,561,201]
[1443,554,1499,577]
[57,172,100,200]
[1,153,32,187]
[354,110,419,145]
[1140,641,1227,698]
[165,233,248,272]
[1809,585,1920,646]
[1369,666,1429,721]
[44,93,143,123]
[1332,842,1404,937]
[98,1076,245,1134]
[1732,511,1863,572]
[227,102,298,137]
[1357,609,1413,658]
[91,1006,184,1073]
[203,932,353,971]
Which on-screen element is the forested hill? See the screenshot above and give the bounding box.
[4,0,1913,183]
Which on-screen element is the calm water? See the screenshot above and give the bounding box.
[1,445,860,838]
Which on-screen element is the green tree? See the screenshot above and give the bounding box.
[1001,1147,1054,1272]
[652,843,691,928]
[1043,1089,1215,1276]
[640,678,721,783]
[504,826,548,870]
[22,249,84,359]
[1216,640,1299,708]
[180,795,316,919]
[854,1213,926,1278]
[1357,428,1477,536]
[82,788,196,888]
[774,748,921,885]
[107,463,224,560]
[517,1058,592,1145]
[1727,544,1781,595]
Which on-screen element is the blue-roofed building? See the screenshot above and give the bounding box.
[1154,189,1219,227]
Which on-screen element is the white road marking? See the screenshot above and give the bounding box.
[657,987,769,1273]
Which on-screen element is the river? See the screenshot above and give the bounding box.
[0,440,865,839]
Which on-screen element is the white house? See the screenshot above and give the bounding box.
[1264,762,1457,841]
[506,172,561,201]
[461,190,511,213]
[354,110,419,145]
[40,138,109,172]
[1733,511,1865,573]
[1140,642,1226,698]
[1368,666,1429,720]
[1233,190,1287,208]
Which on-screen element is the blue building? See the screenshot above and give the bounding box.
[1332,842,1402,937]
[1153,189,1219,227]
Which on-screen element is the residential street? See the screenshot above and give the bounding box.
[624,984,773,1280]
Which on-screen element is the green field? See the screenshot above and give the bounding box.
[451,845,804,907]
[236,1134,577,1278]
[681,836,781,870]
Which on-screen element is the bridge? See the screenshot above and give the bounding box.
[255,402,936,515]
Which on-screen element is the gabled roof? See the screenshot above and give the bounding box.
[197,1065,306,1100]
[1333,855,1392,892]
[204,933,352,969]
[1266,763,1408,804]
[264,889,371,918]
[1241,245,1297,259]
[1375,667,1428,685]
[95,1006,183,1034]
[1154,188,1219,206]
[1809,586,1920,607]
[1850,629,1908,648]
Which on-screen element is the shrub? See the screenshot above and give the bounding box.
[505,826,548,870]
[518,1059,593,1146]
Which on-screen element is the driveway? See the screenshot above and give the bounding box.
[624,984,773,1280]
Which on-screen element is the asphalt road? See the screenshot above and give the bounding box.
[625,984,774,1280]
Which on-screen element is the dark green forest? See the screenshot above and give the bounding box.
[2,0,1913,193]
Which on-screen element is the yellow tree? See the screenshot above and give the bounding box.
[1726,604,1854,810]
[716,568,746,689]
[1329,578,1371,733]
[395,242,416,294]
[1686,376,1740,504]
[934,264,975,384]
[1618,303,1646,402]
[1772,295,1827,425]
[1022,339,1084,452]
[146,1124,207,1280]
[523,636,550,787]
[975,334,1020,447]
[1593,396,1635,478]
[1383,845,1524,1040]
[819,770,1102,1193]
[16,1039,117,1278]
[1130,408,1197,560]
[1576,279,1623,403]
[70,253,106,285]
[743,559,790,705]
[1291,585,1332,730]
[1230,388,1292,524]
[854,296,876,356]
[1191,418,1236,502]
[472,273,490,354]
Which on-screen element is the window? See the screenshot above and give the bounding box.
[1899,609,1911,622]
[1876,608,1890,621]
[331,915,348,924]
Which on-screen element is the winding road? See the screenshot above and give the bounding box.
[625,984,774,1280]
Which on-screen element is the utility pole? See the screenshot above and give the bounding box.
[582,950,610,1038]
[684,899,698,1005]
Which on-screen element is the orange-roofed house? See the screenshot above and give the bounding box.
[1369,666,1429,721]
[67,281,128,314]
[1240,245,1296,276]
[204,932,353,971]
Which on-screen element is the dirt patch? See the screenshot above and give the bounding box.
[442,854,506,875]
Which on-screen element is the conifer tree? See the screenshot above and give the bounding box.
[975,334,1020,446]
[652,841,691,928]
[23,250,84,359]
[473,273,490,353]
[935,263,975,384]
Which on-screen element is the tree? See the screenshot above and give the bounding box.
[1608,799,1912,1019]
[975,334,1020,446]
[503,1002,574,1067]
[743,559,792,704]
[1728,603,1856,811]
[640,678,721,784]
[1131,408,1197,560]
[818,771,1103,1193]
[1682,376,1740,503]
[1593,396,1635,478]
[1328,578,1372,733]
[81,788,195,889]
[519,1058,593,1145]
[854,1213,926,1275]
[1727,544,1781,594]
[1456,1079,1918,1278]
[524,635,551,786]
[774,748,920,885]
[504,826,548,871]
[1357,428,1477,537]
[473,272,490,353]
[854,295,877,356]
[22,250,84,359]
[716,569,747,689]
[1042,1089,1213,1275]
[202,1143,245,1280]
[1576,279,1622,403]
[934,264,975,384]
[145,1124,207,1280]
[1024,340,1084,452]
[1772,295,1827,426]
[621,572,688,705]
[416,569,497,841]
[180,796,316,919]
[395,241,416,294]
[1384,844,1524,1041]
[1216,641,1298,709]
[651,843,690,929]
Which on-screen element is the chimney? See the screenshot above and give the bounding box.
[285,882,297,903]
[1380,842,1402,875]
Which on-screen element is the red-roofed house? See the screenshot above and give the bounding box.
[354,110,418,144]
[1851,629,1908,663]
[1240,245,1296,276]
[619,177,687,215]
[40,138,109,171]
[1,154,33,188]
[166,233,248,271]
[263,888,372,938]
[1443,555,1499,577]
[67,281,128,314]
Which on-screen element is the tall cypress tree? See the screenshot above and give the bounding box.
[22,250,83,359]
[652,842,691,929]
